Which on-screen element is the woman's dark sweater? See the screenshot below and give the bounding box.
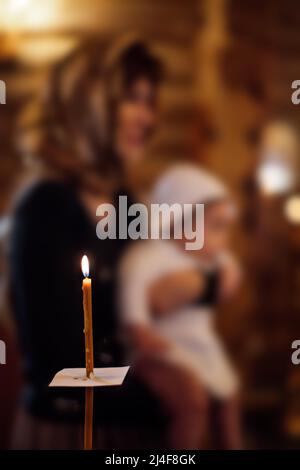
[9,179,129,417]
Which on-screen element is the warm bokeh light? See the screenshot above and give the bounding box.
[0,0,57,31]
[285,196,300,224]
[257,121,299,195]
[8,0,29,13]
[257,158,294,195]
[16,37,78,65]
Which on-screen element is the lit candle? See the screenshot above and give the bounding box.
[81,255,94,378]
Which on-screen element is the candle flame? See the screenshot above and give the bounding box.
[81,255,89,277]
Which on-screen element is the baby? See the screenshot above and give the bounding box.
[119,164,241,448]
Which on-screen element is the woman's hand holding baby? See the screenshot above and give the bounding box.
[149,269,206,317]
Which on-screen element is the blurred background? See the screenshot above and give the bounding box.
[1,0,300,450]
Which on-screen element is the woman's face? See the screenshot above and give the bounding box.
[115,77,158,166]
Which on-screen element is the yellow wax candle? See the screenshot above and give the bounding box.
[81,255,94,378]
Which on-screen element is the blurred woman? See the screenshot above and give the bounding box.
[9,38,162,449]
